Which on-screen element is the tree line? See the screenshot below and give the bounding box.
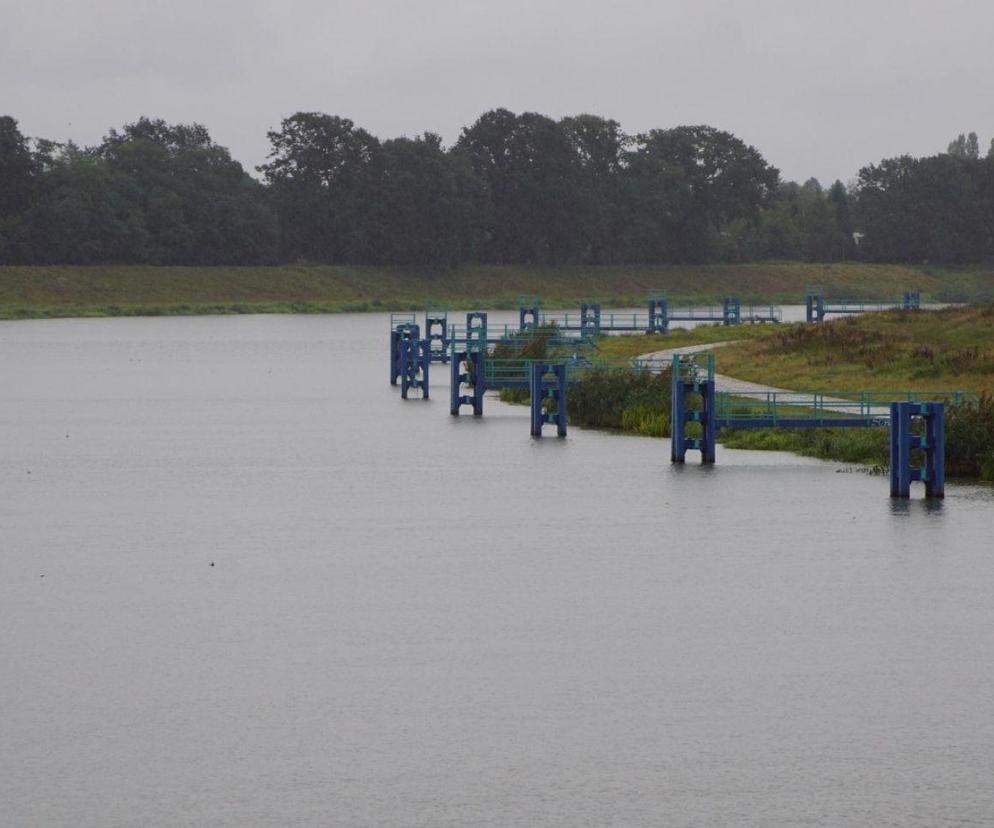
[1,112,992,267]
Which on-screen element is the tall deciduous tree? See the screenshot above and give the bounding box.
[0,116,39,262]
[260,112,381,262]
[455,109,584,264]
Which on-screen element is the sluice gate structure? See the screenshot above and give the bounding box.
[389,303,965,496]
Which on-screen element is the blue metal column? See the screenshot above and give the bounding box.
[580,303,601,336]
[890,402,913,498]
[671,358,686,462]
[649,297,669,334]
[390,328,400,384]
[450,350,464,414]
[890,401,944,498]
[722,297,741,326]
[529,362,567,437]
[529,362,543,436]
[450,349,484,415]
[390,323,419,385]
[924,402,945,498]
[701,379,716,463]
[400,338,429,400]
[425,312,449,363]
[472,351,485,415]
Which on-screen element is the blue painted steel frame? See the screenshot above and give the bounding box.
[530,362,568,437]
[671,366,716,464]
[449,350,484,416]
[889,401,944,498]
[580,303,601,336]
[519,305,539,331]
[399,337,430,399]
[425,311,449,363]
[390,322,420,385]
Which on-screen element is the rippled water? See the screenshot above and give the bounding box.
[2,313,992,827]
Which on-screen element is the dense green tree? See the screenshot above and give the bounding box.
[27,143,148,263]
[3,109,992,267]
[621,126,779,262]
[259,112,382,262]
[559,114,630,263]
[373,133,482,266]
[855,154,988,263]
[454,109,584,263]
[948,132,981,160]
[98,118,275,264]
[0,116,39,262]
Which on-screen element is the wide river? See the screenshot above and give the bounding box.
[2,312,992,827]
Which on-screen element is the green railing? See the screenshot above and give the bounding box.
[715,389,970,424]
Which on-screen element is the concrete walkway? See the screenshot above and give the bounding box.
[634,341,888,417]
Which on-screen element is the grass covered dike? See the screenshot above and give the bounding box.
[502,305,994,482]
[3,261,994,319]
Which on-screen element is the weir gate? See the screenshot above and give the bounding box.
[389,302,963,498]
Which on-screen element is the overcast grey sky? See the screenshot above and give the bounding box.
[3,0,993,184]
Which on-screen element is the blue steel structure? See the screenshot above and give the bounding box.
[805,285,921,322]
[890,401,944,498]
[389,321,420,386]
[580,303,602,336]
[670,352,717,463]
[450,349,485,415]
[529,362,568,437]
[399,336,430,399]
[536,294,780,334]
[519,305,540,331]
[669,352,949,498]
[424,306,450,363]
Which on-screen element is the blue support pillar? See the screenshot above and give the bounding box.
[890,401,945,498]
[390,323,419,385]
[580,303,601,336]
[671,355,715,464]
[701,379,717,464]
[903,290,921,311]
[466,311,488,350]
[425,311,449,363]
[450,350,484,416]
[924,402,945,498]
[671,359,685,462]
[400,338,430,400]
[722,297,741,326]
[805,287,825,323]
[648,297,669,334]
[519,306,539,331]
[530,362,567,437]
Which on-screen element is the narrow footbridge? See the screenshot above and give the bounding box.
[670,352,962,498]
[519,293,781,334]
[805,285,921,322]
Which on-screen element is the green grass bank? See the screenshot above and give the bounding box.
[3,261,994,320]
[519,305,994,480]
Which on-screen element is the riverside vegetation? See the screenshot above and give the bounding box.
[501,306,994,481]
[2,262,994,320]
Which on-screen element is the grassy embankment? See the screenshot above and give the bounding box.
[3,262,994,320]
[712,306,994,476]
[564,306,994,479]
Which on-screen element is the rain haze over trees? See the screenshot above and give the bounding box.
[1,111,992,267]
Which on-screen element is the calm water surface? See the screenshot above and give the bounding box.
[2,313,992,827]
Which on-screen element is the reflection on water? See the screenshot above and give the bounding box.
[1,312,991,827]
